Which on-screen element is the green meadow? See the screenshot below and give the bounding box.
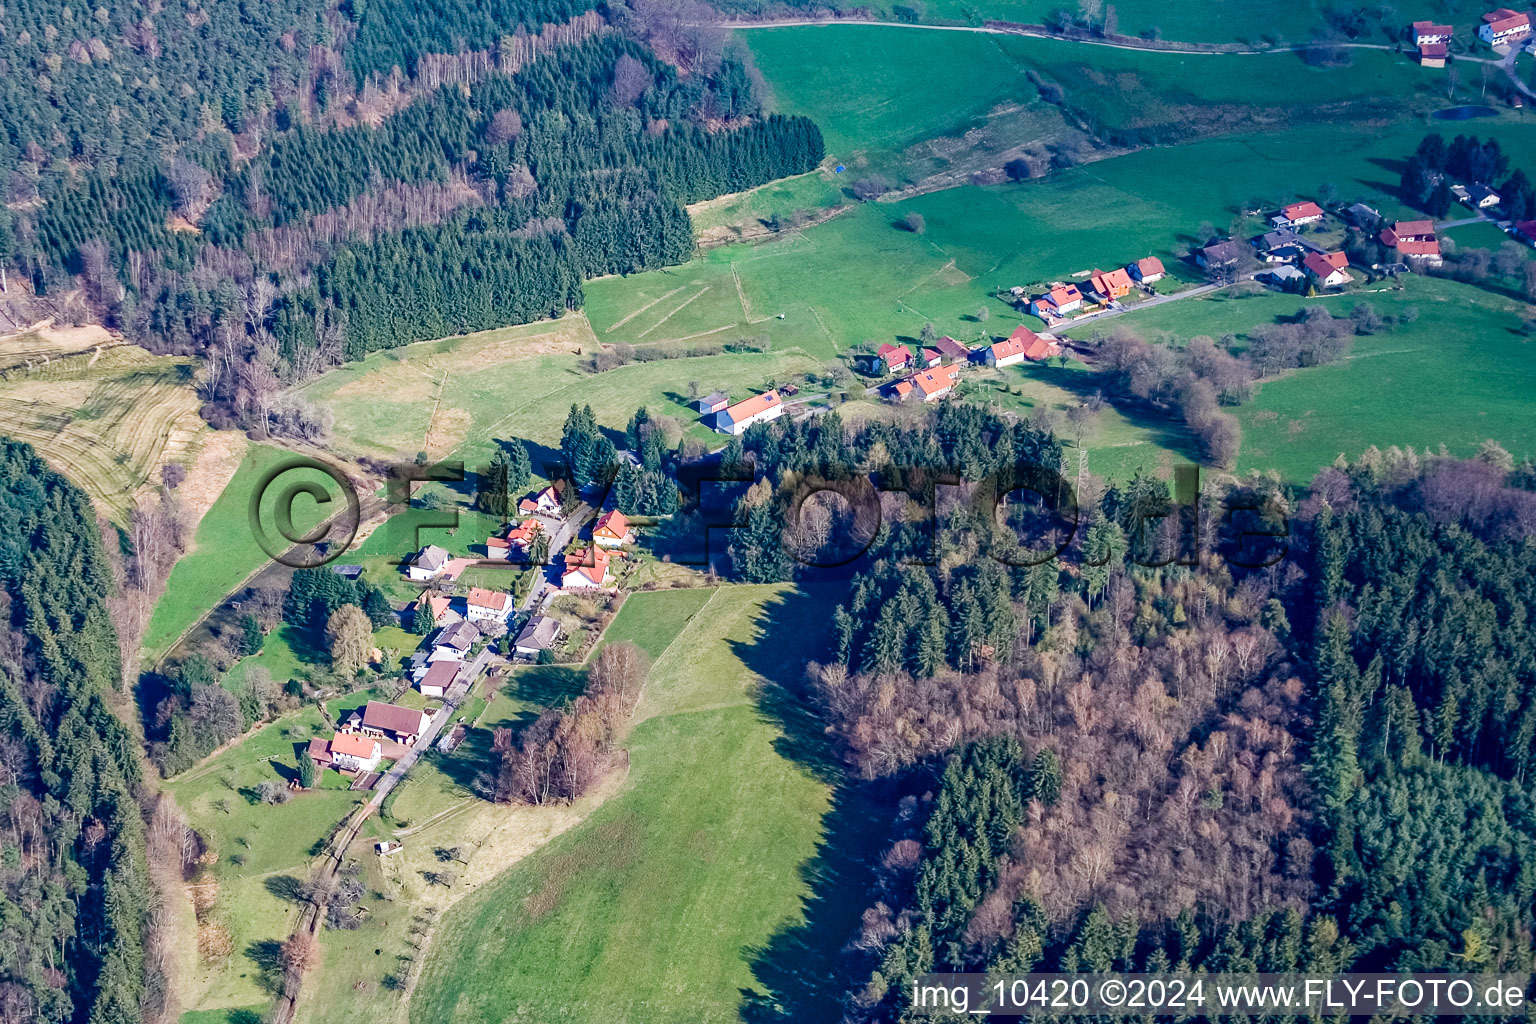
[165,707,363,1013]
[143,444,338,662]
[410,584,878,1024]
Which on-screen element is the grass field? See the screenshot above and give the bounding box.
[165,707,364,1013]
[142,444,339,662]
[409,584,877,1024]
[1057,274,1536,479]
[0,344,204,520]
[741,26,1468,190]
[596,587,718,660]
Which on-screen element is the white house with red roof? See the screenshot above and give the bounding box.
[986,325,1040,368]
[891,363,961,402]
[1029,284,1085,320]
[1272,201,1326,229]
[1380,221,1444,264]
[1412,19,1453,44]
[561,545,613,589]
[465,586,512,625]
[1303,251,1352,287]
[711,391,784,435]
[1088,267,1134,301]
[309,732,383,773]
[593,509,634,548]
[1481,8,1531,45]
[518,479,566,516]
[876,343,913,373]
[1127,256,1165,283]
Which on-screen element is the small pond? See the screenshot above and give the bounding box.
[1433,105,1500,120]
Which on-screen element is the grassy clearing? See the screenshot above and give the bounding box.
[142,444,337,662]
[165,707,365,1013]
[1062,275,1536,480]
[595,586,718,660]
[0,344,204,520]
[410,584,868,1024]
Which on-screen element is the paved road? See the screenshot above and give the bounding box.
[517,501,594,612]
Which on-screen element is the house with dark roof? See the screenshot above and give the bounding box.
[1197,240,1245,268]
[695,391,730,414]
[408,544,451,582]
[1467,182,1503,208]
[430,620,480,663]
[359,700,432,745]
[514,615,563,658]
[933,336,972,361]
[419,659,459,698]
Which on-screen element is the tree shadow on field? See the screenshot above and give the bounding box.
[264,874,308,903]
[729,585,900,1024]
[245,939,285,993]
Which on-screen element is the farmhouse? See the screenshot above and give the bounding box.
[465,587,512,625]
[561,545,612,589]
[1272,201,1326,229]
[307,732,382,773]
[359,700,432,745]
[1029,284,1084,319]
[1380,221,1443,263]
[921,347,942,368]
[514,615,562,658]
[1480,8,1531,45]
[711,391,783,435]
[1127,256,1165,283]
[518,479,567,516]
[1196,240,1245,269]
[1412,19,1453,44]
[1303,251,1352,287]
[900,363,962,401]
[987,326,1042,367]
[1344,202,1382,227]
[932,336,972,361]
[593,509,634,547]
[695,391,729,414]
[1419,41,1448,65]
[419,659,458,698]
[1467,183,1502,208]
[408,544,451,581]
[1088,266,1134,301]
[876,343,913,373]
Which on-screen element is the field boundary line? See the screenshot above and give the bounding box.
[636,286,710,339]
[731,263,753,321]
[422,371,450,450]
[607,285,685,333]
[652,323,742,344]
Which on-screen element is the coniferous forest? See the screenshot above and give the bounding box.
[0,441,158,1024]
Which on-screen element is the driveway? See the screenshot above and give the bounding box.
[517,501,594,612]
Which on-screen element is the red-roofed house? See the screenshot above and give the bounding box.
[1127,256,1166,284]
[518,479,566,516]
[987,325,1041,367]
[1419,40,1448,65]
[486,534,512,559]
[1413,19,1453,44]
[1481,7,1531,45]
[1029,284,1085,320]
[1022,333,1061,361]
[711,390,784,435]
[1303,252,1351,287]
[933,336,972,361]
[1273,201,1326,229]
[1380,222,1444,263]
[312,732,381,773]
[593,509,634,548]
[1515,220,1536,245]
[505,519,542,553]
[921,347,942,368]
[466,587,511,625]
[889,379,914,399]
[561,545,612,589]
[906,363,961,401]
[876,343,912,373]
[1089,267,1134,301]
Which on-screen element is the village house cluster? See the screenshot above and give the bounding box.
[306,700,434,776]
[1410,9,1533,67]
[1021,256,1166,325]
